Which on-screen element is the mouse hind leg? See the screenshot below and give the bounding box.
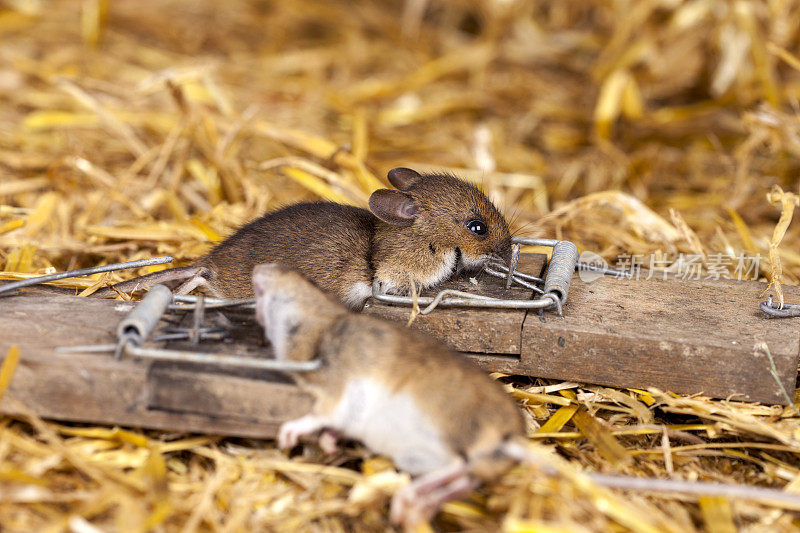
[389,460,477,527]
[173,267,225,298]
[91,266,204,298]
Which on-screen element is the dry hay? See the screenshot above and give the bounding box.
[1,0,800,531]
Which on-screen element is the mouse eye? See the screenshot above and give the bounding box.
[466,219,487,236]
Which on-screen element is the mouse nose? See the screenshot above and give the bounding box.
[496,240,513,267]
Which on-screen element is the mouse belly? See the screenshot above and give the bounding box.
[328,377,454,475]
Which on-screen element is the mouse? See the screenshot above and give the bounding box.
[252,263,526,528]
[93,167,513,310]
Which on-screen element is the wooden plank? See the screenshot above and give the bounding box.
[363,253,547,353]
[362,253,800,404]
[0,292,312,438]
[513,275,800,404]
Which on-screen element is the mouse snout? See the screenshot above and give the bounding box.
[496,240,513,267]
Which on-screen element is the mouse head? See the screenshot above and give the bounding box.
[252,263,345,361]
[253,263,343,317]
[369,168,513,269]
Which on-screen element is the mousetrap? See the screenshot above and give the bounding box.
[0,243,799,439]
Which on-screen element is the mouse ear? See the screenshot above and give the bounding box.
[387,167,422,190]
[368,189,419,226]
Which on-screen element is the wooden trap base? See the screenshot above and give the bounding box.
[0,294,312,438]
[0,253,798,439]
[366,253,800,405]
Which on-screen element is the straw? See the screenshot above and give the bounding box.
[2,0,800,530]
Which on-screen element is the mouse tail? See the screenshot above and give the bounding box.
[464,434,535,482]
[498,436,559,476]
[88,266,204,298]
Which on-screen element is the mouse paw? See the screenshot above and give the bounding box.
[389,462,476,527]
[390,485,435,529]
[277,423,299,450]
[377,279,408,296]
[389,485,414,525]
[318,429,340,455]
[278,414,327,450]
[389,486,453,529]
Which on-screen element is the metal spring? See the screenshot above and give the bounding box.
[543,240,579,304]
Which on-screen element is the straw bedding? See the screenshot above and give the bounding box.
[1,0,800,530]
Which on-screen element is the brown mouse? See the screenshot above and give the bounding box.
[93,167,512,310]
[252,263,526,527]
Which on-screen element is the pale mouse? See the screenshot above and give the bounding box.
[252,263,526,527]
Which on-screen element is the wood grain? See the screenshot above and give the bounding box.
[517,275,800,404]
